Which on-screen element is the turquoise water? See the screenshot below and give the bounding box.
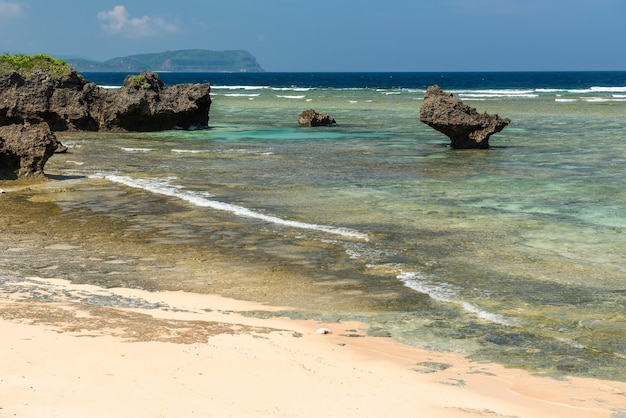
[47,74,626,380]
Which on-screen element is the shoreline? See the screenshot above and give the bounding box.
[2,277,626,417]
[2,178,626,417]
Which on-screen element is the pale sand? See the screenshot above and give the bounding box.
[1,278,625,417]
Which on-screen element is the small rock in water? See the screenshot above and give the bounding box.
[298,109,336,127]
[316,328,331,335]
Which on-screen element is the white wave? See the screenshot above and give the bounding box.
[398,271,456,301]
[121,147,155,152]
[459,302,513,326]
[589,86,626,93]
[461,93,539,99]
[536,88,565,93]
[583,97,626,103]
[99,85,121,90]
[454,89,535,95]
[457,89,538,99]
[171,149,210,154]
[211,85,268,90]
[555,95,626,103]
[223,148,273,154]
[172,148,273,155]
[397,271,514,326]
[271,87,311,92]
[331,87,366,92]
[567,86,626,94]
[220,93,261,97]
[556,337,585,350]
[100,175,368,241]
[276,95,306,99]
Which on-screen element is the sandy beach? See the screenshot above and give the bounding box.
[1,180,626,418]
[1,276,625,418]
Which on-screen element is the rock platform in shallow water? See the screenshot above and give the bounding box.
[419,85,510,149]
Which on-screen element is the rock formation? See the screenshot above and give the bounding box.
[419,85,510,149]
[298,109,336,127]
[0,70,211,132]
[0,69,211,178]
[95,72,211,131]
[0,122,61,179]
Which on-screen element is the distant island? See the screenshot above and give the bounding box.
[65,49,264,73]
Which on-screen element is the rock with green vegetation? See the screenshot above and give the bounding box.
[0,54,211,179]
[66,49,264,73]
[0,53,73,77]
[98,71,211,131]
[0,60,211,132]
[123,72,164,91]
[1,63,103,131]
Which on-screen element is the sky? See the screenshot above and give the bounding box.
[1,0,625,72]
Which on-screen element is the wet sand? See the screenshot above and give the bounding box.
[2,178,626,417]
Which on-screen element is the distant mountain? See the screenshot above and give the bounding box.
[66,49,264,73]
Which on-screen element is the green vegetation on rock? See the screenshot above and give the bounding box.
[124,74,152,89]
[0,53,73,77]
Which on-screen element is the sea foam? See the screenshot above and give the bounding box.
[121,147,156,152]
[397,271,514,326]
[220,93,261,97]
[211,85,268,90]
[271,87,311,92]
[569,86,626,93]
[456,89,538,99]
[100,175,368,241]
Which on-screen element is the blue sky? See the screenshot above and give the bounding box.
[1,0,625,71]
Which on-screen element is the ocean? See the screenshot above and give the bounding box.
[41,72,626,381]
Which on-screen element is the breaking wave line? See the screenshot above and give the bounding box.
[100,175,369,241]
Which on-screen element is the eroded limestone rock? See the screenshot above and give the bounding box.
[420,85,510,149]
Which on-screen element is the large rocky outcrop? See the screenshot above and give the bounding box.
[95,72,211,131]
[420,85,510,149]
[0,70,211,178]
[0,70,102,131]
[0,122,60,179]
[298,109,336,127]
[0,70,211,132]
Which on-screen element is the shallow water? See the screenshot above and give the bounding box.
[15,73,626,380]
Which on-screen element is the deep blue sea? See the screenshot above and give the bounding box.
[46,72,626,381]
[86,70,626,91]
